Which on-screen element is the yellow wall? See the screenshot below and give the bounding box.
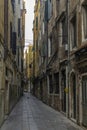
[33,0,40,78]
[24,45,33,80]
[27,45,33,79]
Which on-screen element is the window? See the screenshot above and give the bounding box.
[42,21,45,34]
[48,36,52,57]
[18,18,20,37]
[70,14,77,48]
[11,0,15,13]
[48,0,53,19]
[18,48,19,66]
[6,67,8,76]
[62,17,67,45]
[39,31,41,40]
[10,22,12,48]
[12,32,16,55]
[45,0,48,21]
[18,0,20,4]
[82,5,87,39]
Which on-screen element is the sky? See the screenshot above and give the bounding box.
[25,0,35,45]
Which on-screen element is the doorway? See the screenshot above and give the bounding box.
[4,81,9,115]
[82,75,87,127]
[70,73,76,119]
[40,80,43,100]
[61,70,66,113]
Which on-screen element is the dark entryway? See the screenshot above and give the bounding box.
[54,73,59,94]
[61,70,66,113]
[70,73,76,119]
[40,80,43,100]
[5,81,9,115]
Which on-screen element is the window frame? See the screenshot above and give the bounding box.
[70,14,77,49]
[82,5,87,41]
[48,36,52,57]
[61,16,67,45]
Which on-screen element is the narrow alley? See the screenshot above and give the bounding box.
[0,93,84,130]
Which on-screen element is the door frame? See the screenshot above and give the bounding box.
[81,73,87,126]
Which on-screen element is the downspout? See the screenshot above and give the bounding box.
[66,0,70,117]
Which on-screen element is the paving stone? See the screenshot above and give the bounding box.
[0,93,84,130]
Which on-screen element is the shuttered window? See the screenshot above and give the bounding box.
[83,5,87,39]
[18,18,20,37]
[62,17,67,45]
[12,32,16,55]
[10,22,12,48]
[70,14,77,48]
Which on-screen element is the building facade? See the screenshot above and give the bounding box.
[38,0,48,102]
[0,0,25,126]
[33,0,87,128]
[33,0,41,96]
[0,0,5,125]
[68,0,87,126]
[24,45,33,92]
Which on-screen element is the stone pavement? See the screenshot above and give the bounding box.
[0,93,84,130]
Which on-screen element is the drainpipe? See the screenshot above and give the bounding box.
[66,0,70,117]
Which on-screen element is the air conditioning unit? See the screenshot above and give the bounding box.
[65,44,68,51]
